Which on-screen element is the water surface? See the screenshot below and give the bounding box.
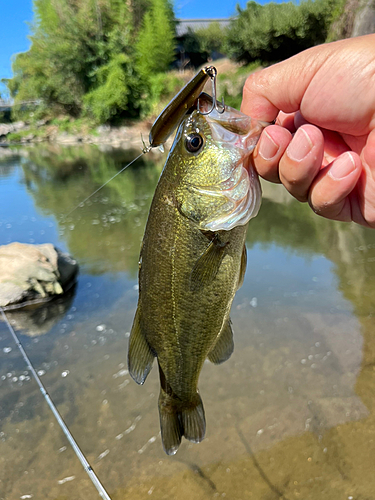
[1,144,375,500]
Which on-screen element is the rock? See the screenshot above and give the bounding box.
[55,132,81,144]
[96,124,111,134]
[0,242,78,309]
[352,0,375,36]
[0,121,27,137]
[21,133,35,143]
[36,119,48,128]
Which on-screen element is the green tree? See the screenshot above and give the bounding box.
[5,0,150,122]
[83,53,146,122]
[225,0,340,64]
[135,0,175,77]
[195,21,226,56]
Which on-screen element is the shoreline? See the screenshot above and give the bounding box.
[0,118,154,149]
[0,119,175,161]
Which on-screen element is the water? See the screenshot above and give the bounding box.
[1,144,375,500]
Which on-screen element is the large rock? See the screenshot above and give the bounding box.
[352,0,375,36]
[0,242,78,309]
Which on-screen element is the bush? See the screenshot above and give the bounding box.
[83,54,146,123]
[136,0,175,77]
[146,72,185,116]
[226,0,340,64]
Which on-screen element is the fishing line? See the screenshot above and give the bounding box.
[65,149,149,217]
[0,306,112,500]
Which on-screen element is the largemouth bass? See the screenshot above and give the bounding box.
[128,96,264,455]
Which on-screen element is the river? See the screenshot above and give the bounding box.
[1,144,375,500]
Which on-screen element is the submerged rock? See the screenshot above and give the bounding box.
[0,242,78,309]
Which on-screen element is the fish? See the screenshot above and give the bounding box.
[128,93,265,455]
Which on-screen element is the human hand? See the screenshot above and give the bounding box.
[241,34,375,227]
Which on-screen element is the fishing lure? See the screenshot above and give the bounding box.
[149,65,222,148]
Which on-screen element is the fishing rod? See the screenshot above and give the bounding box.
[0,307,112,500]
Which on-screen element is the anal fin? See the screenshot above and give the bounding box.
[208,319,234,364]
[128,305,154,384]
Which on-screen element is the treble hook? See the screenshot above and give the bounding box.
[198,66,225,115]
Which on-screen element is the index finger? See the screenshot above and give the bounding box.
[240,43,333,121]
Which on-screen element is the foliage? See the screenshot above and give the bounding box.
[225,0,341,64]
[5,0,175,124]
[4,0,345,126]
[83,53,146,122]
[178,28,208,68]
[195,21,226,56]
[146,72,185,116]
[178,22,227,67]
[135,0,175,77]
[0,111,11,124]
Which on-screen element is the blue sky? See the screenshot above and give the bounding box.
[0,0,286,96]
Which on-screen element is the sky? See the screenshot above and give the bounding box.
[0,0,286,97]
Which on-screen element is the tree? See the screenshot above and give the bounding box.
[195,21,226,56]
[225,0,340,64]
[135,0,175,77]
[6,0,149,121]
[83,53,146,122]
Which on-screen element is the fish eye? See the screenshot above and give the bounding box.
[185,133,204,154]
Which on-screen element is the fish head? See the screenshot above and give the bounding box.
[170,100,266,231]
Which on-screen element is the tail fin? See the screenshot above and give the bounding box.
[158,369,206,455]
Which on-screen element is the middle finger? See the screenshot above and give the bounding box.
[279,124,325,202]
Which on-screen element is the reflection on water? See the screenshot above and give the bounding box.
[4,287,77,337]
[1,144,375,500]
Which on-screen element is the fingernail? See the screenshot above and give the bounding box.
[287,128,313,161]
[329,152,356,180]
[258,130,279,160]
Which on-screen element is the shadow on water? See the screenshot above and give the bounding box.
[0,144,375,499]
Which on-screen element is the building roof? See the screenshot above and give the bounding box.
[176,18,234,37]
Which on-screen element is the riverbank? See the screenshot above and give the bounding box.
[0,59,254,152]
[0,118,153,149]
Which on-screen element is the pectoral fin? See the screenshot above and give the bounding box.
[207,319,234,364]
[128,305,155,384]
[237,244,247,290]
[190,235,227,291]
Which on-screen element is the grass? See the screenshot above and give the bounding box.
[49,117,99,135]
[6,127,45,142]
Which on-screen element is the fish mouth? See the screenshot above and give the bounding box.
[199,94,266,152]
[181,102,264,231]
[194,107,263,231]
